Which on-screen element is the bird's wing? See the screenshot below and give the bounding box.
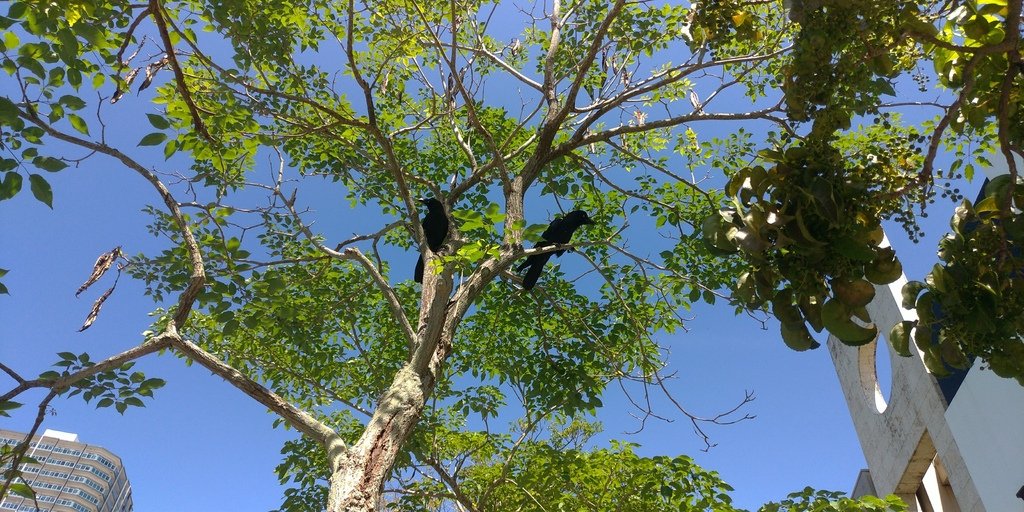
[541,216,566,242]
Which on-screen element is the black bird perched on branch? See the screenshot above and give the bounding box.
[414,198,449,283]
[517,210,594,290]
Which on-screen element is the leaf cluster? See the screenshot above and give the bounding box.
[760,487,906,512]
[701,140,908,349]
[784,0,917,134]
[924,0,1024,140]
[1,444,38,502]
[1,0,138,207]
[902,175,1024,384]
[41,353,166,414]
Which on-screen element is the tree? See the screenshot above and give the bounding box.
[0,0,1019,510]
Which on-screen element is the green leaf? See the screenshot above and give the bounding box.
[0,172,23,200]
[0,97,18,125]
[780,321,820,351]
[28,174,53,208]
[59,95,86,110]
[68,68,82,88]
[96,397,114,408]
[771,290,802,325]
[147,113,171,129]
[1,32,19,52]
[865,250,903,285]
[9,483,34,499]
[822,299,877,345]
[138,132,168,146]
[921,345,949,377]
[32,156,68,172]
[68,113,89,135]
[938,330,970,369]
[924,264,952,293]
[8,3,28,19]
[0,400,23,411]
[975,195,1000,214]
[831,278,875,308]
[913,321,934,351]
[266,276,286,292]
[798,295,824,333]
[832,236,875,261]
[163,139,178,159]
[888,321,914,357]
[901,281,925,310]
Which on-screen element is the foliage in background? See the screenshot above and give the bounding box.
[702,0,1024,383]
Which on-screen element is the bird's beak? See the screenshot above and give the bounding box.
[417,197,428,204]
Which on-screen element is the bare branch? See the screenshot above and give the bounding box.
[343,246,418,351]
[0,389,57,499]
[170,336,346,460]
[335,221,404,251]
[115,6,152,66]
[343,0,418,232]
[555,106,787,162]
[0,362,25,385]
[425,460,481,512]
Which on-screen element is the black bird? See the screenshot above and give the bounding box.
[414,198,450,283]
[517,210,594,290]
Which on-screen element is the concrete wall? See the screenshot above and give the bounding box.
[831,272,1024,511]
[945,361,1024,512]
[829,277,983,511]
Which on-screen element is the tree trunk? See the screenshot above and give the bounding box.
[327,366,429,511]
[326,239,470,510]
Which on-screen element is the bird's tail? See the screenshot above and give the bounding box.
[521,261,544,290]
[414,255,425,283]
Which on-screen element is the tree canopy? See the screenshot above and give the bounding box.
[0,0,1021,510]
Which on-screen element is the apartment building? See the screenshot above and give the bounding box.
[0,429,132,512]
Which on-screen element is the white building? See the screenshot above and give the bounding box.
[0,429,133,512]
[830,274,1024,511]
[832,154,1024,512]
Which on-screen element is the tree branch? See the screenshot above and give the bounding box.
[344,0,418,237]
[19,108,205,330]
[169,336,346,461]
[279,189,417,351]
[148,0,211,140]
[0,334,173,407]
